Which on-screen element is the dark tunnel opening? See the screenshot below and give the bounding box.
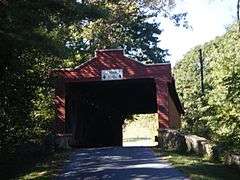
[65,78,157,147]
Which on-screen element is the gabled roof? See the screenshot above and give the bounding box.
[51,49,172,81]
[51,49,184,115]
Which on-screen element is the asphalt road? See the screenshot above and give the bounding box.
[57,147,188,180]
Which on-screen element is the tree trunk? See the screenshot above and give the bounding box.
[237,0,240,32]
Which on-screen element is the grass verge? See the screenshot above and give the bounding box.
[152,147,240,180]
[0,150,71,180]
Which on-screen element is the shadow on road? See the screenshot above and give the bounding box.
[57,147,187,180]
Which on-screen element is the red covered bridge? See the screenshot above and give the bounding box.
[52,49,183,147]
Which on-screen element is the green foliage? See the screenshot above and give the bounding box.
[174,24,240,151]
[0,0,105,154]
[1,0,173,155]
[65,1,168,65]
[0,0,188,156]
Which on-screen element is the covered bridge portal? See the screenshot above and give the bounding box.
[52,49,183,147]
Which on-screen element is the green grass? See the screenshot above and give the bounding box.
[0,150,71,180]
[153,148,240,180]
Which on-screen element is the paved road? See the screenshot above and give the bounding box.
[57,147,188,180]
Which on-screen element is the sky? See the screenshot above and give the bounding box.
[159,0,237,66]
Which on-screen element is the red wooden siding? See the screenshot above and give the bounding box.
[51,49,183,133]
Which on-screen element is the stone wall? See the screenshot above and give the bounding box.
[185,135,213,156]
[224,153,240,168]
[158,129,187,152]
[158,129,213,157]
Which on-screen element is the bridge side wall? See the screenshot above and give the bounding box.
[52,50,180,134]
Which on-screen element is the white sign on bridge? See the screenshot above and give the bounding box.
[101,69,123,81]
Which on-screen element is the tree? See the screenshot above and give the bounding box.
[0,0,183,155]
[64,1,169,65]
[174,24,240,151]
[0,0,106,154]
